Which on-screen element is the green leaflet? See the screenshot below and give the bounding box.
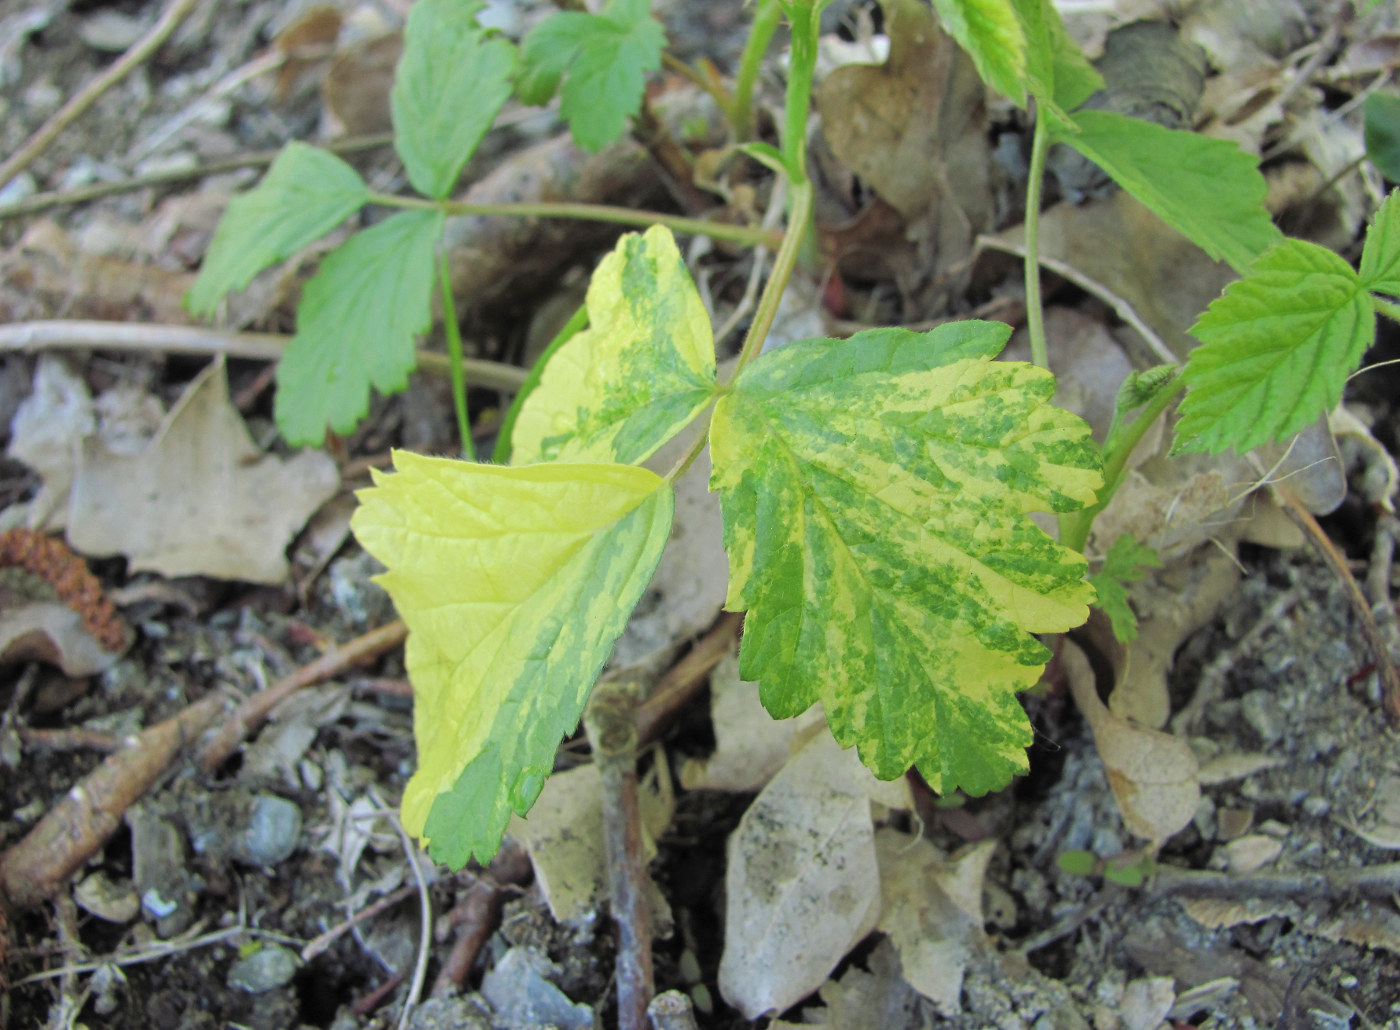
[275,209,444,445]
[1364,93,1400,184]
[352,452,673,867]
[391,0,517,201]
[1087,535,1160,643]
[1051,109,1281,274]
[186,143,367,316]
[709,323,1102,794]
[1176,239,1374,455]
[511,226,718,465]
[518,0,664,153]
[1359,189,1400,297]
[1010,0,1101,113]
[929,0,1028,107]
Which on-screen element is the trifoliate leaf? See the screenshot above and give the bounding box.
[930,0,1027,107]
[391,0,516,200]
[1359,189,1400,296]
[511,226,717,465]
[352,453,673,867]
[275,210,444,445]
[1052,109,1281,274]
[186,143,367,316]
[709,322,1102,795]
[518,0,664,153]
[1088,534,1160,643]
[1011,0,1101,111]
[1176,239,1374,455]
[1364,93,1400,184]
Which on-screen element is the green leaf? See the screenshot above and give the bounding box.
[1364,93,1400,183]
[1052,109,1281,274]
[1359,189,1400,296]
[391,0,517,200]
[186,143,367,316]
[519,0,664,152]
[275,210,444,445]
[1176,239,1374,455]
[511,226,717,465]
[351,452,673,867]
[1010,0,1101,111]
[929,0,1028,107]
[1057,849,1096,876]
[1087,534,1160,643]
[709,322,1102,795]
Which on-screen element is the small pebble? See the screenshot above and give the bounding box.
[227,945,299,993]
[1302,795,1331,817]
[237,795,303,867]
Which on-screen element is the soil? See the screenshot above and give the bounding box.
[3,2,1400,1029]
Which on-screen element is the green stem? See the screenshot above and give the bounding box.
[491,303,590,464]
[1060,375,1186,553]
[437,245,474,460]
[368,193,782,249]
[780,5,817,186]
[1024,104,1052,370]
[732,0,783,140]
[1375,296,1400,324]
[730,180,813,377]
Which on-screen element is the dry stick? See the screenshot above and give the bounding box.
[0,693,227,911]
[198,619,408,773]
[1150,861,1400,901]
[18,727,126,754]
[636,611,744,745]
[647,991,702,1030]
[300,885,417,962]
[0,321,528,394]
[431,840,533,997]
[584,680,654,1030]
[0,0,200,190]
[1277,488,1400,726]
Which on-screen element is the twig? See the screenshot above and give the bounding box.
[0,0,201,191]
[636,611,743,745]
[374,790,432,1030]
[300,885,417,961]
[198,620,408,773]
[1276,487,1400,726]
[353,970,408,1017]
[0,321,528,393]
[431,840,532,997]
[0,693,227,911]
[17,727,126,754]
[584,680,654,1030]
[647,990,701,1030]
[1150,861,1400,900]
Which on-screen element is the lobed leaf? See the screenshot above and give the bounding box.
[1359,189,1400,297]
[709,322,1102,795]
[1052,109,1281,274]
[1364,93,1400,184]
[352,453,673,867]
[930,0,1028,107]
[518,0,664,153]
[1176,239,1374,455]
[1087,534,1160,643]
[1011,0,1101,112]
[391,0,517,200]
[186,143,367,316]
[511,226,718,465]
[275,210,444,445]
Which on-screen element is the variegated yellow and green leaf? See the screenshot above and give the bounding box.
[511,226,718,466]
[709,323,1102,795]
[351,451,673,867]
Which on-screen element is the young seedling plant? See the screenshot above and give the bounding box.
[189,0,1400,867]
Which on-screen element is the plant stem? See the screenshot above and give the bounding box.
[438,246,474,460]
[662,53,734,120]
[1024,104,1052,371]
[732,0,783,140]
[1060,375,1186,553]
[367,193,782,249]
[1375,296,1400,324]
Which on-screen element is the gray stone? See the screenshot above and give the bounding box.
[237,795,303,867]
[482,947,594,1030]
[228,945,298,993]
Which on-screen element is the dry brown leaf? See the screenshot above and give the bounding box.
[874,828,993,1016]
[66,359,338,583]
[1062,639,1200,844]
[718,731,886,1019]
[5,356,94,531]
[323,33,401,136]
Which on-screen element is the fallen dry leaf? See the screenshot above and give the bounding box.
[1062,639,1200,844]
[66,359,338,582]
[874,828,993,1016]
[0,601,120,676]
